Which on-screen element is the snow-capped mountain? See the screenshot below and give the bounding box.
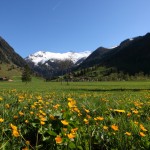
[25,50,92,78]
[25,51,92,65]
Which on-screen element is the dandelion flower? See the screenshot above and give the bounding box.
[25,140,30,145]
[63,128,68,132]
[139,132,146,137]
[111,124,119,131]
[53,104,60,109]
[84,108,90,113]
[55,135,63,144]
[127,112,132,117]
[0,118,4,123]
[12,129,20,137]
[125,132,131,136]
[103,126,108,130]
[5,104,10,109]
[19,111,24,116]
[22,147,28,150]
[50,115,56,120]
[40,121,45,125]
[134,121,139,125]
[68,98,73,101]
[13,115,18,119]
[132,110,138,114]
[86,115,91,119]
[114,109,125,113]
[30,111,34,115]
[94,116,104,121]
[61,120,69,125]
[67,133,76,139]
[25,120,29,124]
[40,117,47,122]
[71,128,78,133]
[83,118,89,124]
[140,124,147,132]
[10,124,18,130]
[68,100,76,108]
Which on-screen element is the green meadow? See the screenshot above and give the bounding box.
[0,78,150,149]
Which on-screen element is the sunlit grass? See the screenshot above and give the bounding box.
[0,80,150,149]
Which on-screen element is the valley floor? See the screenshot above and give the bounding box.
[0,79,150,149]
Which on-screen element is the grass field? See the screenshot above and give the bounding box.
[0,78,150,149]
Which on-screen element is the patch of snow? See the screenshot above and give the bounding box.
[129,38,134,41]
[25,51,92,65]
[110,46,118,49]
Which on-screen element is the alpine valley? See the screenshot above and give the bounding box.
[25,51,92,78]
[1,32,150,80]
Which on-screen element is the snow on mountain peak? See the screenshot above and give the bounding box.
[26,51,92,65]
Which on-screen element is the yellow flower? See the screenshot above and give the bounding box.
[40,121,45,125]
[67,133,76,139]
[24,106,27,109]
[139,132,146,137]
[61,120,69,126]
[83,118,89,124]
[111,124,119,131]
[13,116,18,119]
[134,121,139,125]
[103,126,108,130]
[53,104,60,109]
[25,120,29,124]
[55,135,63,144]
[0,118,4,123]
[18,95,24,99]
[10,124,18,130]
[40,117,46,122]
[140,124,147,132]
[30,111,34,115]
[132,110,138,114]
[42,112,46,116]
[94,116,104,121]
[63,128,68,132]
[5,104,10,109]
[50,115,56,120]
[125,132,131,136]
[0,97,3,101]
[19,111,24,116]
[71,128,78,133]
[73,107,80,113]
[114,109,125,113]
[31,105,36,109]
[127,112,132,117]
[68,100,76,108]
[22,147,28,150]
[12,129,20,137]
[86,115,91,119]
[84,108,90,113]
[25,140,30,145]
[68,98,73,102]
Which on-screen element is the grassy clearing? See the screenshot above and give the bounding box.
[0,63,22,79]
[0,79,150,149]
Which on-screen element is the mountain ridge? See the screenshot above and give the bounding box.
[79,32,150,74]
[25,50,92,65]
[0,36,26,67]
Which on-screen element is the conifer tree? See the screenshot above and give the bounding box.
[21,65,32,83]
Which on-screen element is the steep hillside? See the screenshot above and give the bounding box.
[79,33,150,74]
[79,47,110,68]
[0,36,26,67]
[0,36,27,79]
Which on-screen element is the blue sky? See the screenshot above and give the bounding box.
[0,0,150,58]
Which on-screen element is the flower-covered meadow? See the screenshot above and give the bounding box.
[0,87,150,149]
